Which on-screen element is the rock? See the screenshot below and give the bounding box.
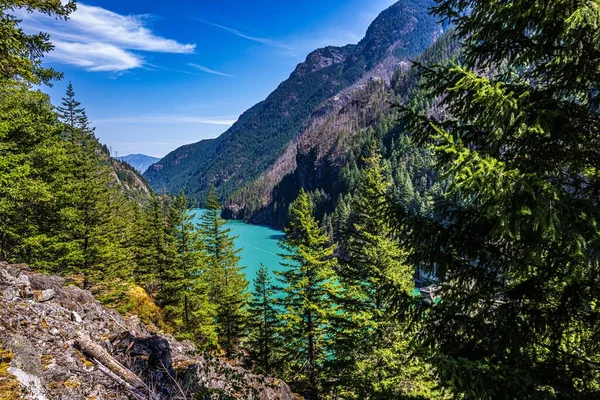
[71,311,82,324]
[17,273,33,298]
[0,267,17,285]
[0,263,297,400]
[33,289,55,302]
[2,286,20,301]
[7,366,48,400]
[5,334,48,399]
[6,335,43,377]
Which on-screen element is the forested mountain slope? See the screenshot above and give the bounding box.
[110,157,153,201]
[144,0,440,204]
[225,32,460,228]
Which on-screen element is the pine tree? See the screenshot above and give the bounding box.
[399,0,600,397]
[56,82,84,129]
[0,1,75,85]
[197,187,249,356]
[332,141,440,399]
[277,189,340,400]
[54,84,128,288]
[0,81,69,264]
[164,190,217,348]
[136,193,177,297]
[247,264,281,375]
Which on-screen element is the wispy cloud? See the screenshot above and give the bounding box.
[18,3,195,72]
[187,63,232,77]
[51,40,143,71]
[95,115,238,126]
[200,19,291,50]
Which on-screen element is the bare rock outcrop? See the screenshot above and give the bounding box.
[0,262,295,399]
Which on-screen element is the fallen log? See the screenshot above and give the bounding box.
[74,331,157,399]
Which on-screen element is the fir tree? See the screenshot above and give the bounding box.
[247,264,281,375]
[0,81,69,264]
[164,191,217,348]
[56,82,83,129]
[399,0,600,397]
[54,84,127,288]
[0,1,75,85]
[277,189,340,400]
[333,141,440,399]
[136,193,177,297]
[198,187,249,356]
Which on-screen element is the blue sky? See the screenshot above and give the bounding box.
[22,0,398,157]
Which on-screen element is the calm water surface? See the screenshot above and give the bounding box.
[191,209,286,283]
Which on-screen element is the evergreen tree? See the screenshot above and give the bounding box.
[277,189,340,400]
[164,190,217,348]
[0,80,69,264]
[136,193,177,296]
[247,264,281,375]
[0,0,75,85]
[399,0,600,397]
[198,187,249,356]
[56,82,84,129]
[333,141,440,399]
[53,84,127,288]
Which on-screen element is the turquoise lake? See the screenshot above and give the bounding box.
[191,209,286,283]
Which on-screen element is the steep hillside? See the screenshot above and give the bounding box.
[225,32,460,227]
[144,0,439,205]
[111,158,153,201]
[0,262,294,399]
[116,154,160,174]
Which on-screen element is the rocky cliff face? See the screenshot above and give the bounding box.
[0,262,295,399]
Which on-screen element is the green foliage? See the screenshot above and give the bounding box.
[398,0,600,397]
[0,0,75,85]
[0,80,68,262]
[56,82,84,128]
[276,189,341,399]
[247,264,282,376]
[55,94,127,287]
[198,187,249,357]
[331,142,442,399]
[164,191,218,349]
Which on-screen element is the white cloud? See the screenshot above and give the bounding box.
[18,3,195,72]
[187,63,232,77]
[62,4,195,53]
[95,115,237,125]
[51,41,143,72]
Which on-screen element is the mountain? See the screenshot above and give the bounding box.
[224,32,460,227]
[110,157,153,201]
[144,0,440,204]
[116,154,160,174]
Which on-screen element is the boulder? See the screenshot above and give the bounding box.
[33,289,55,302]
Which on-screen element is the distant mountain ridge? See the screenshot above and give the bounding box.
[117,154,160,174]
[144,0,440,204]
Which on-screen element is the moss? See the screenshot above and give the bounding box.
[0,346,22,400]
[41,355,54,370]
[74,350,94,368]
[64,377,81,390]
